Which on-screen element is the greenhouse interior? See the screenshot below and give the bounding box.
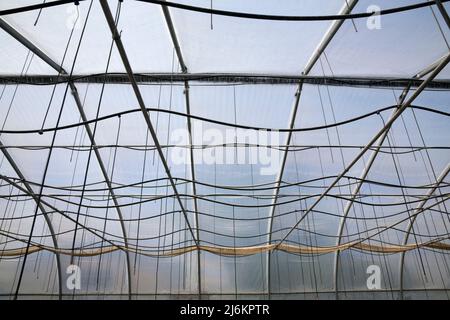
[0,0,449,300]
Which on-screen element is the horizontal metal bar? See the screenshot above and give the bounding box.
[1,144,448,149]
[1,73,450,89]
[1,287,449,297]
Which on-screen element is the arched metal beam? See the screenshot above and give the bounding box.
[332,90,408,298]
[160,1,202,297]
[274,52,450,295]
[334,0,450,294]
[0,142,62,299]
[69,84,133,299]
[332,53,450,298]
[398,163,450,299]
[100,0,200,257]
[0,16,133,299]
[435,0,450,30]
[265,0,359,298]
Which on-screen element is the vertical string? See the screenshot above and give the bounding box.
[134,129,150,274]
[292,136,306,295]
[378,113,429,283]
[70,1,119,288]
[316,85,334,163]
[96,115,122,292]
[1,51,34,137]
[33,0,47,26]
[232,85,238,299]
[345,0,358,32]
[210,0,213,30]
[13,0,94,300]
[392,90,417,161]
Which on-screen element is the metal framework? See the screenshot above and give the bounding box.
[266,0,359,297]
[275,52,450,252]
[396,0,450,298]
[0,141,62,299]
[332,53,450,298]
[160,0,202,297]
[0,0,449,299]
[398,163,450,299]
[0,16,133,299]
[99,0,200,270]
[435,0,450,30]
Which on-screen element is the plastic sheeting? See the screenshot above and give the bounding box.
[0,0,449,299]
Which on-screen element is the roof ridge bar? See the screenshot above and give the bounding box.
[3,73,450,89]
[2,74,450,90]
[266,0,359,298]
